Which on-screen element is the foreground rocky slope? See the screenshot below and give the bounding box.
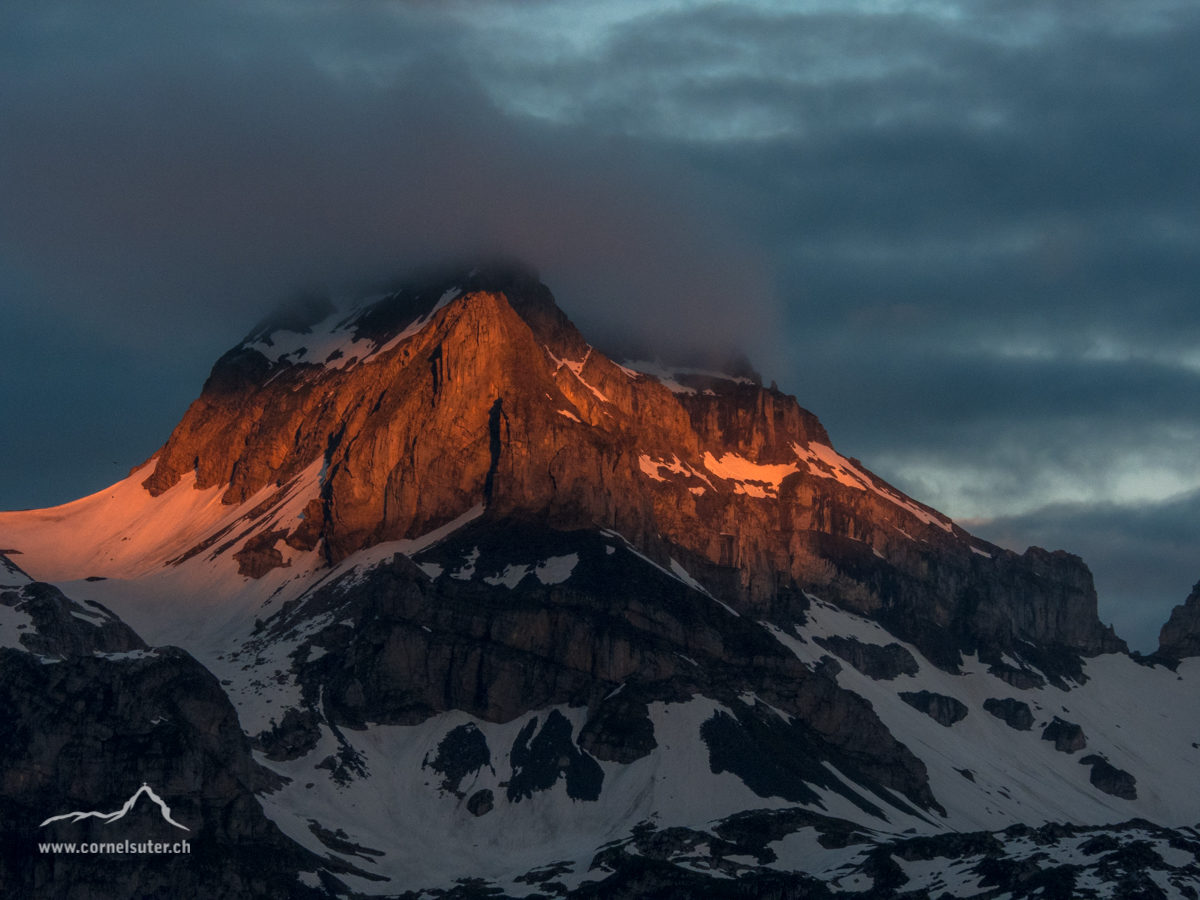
[1,266,1198,899]
[0,558,347,898]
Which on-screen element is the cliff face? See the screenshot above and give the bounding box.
[1158,581,1200,660]
[139,264,1123,674]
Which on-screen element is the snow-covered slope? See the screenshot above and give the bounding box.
[6,477,1197,896]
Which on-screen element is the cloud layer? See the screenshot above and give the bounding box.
[3,0,1198,647]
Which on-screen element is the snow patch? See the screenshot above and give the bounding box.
[793,442,953,532]
[702,452,798,497]
[669,559,706,594]
[484,564,530,589]
[535,554,579,585]
[246,287,463,374]
[1,554,33,588]
[483,555,579,589]
[639,455,714,487]
[638,455,666,482]
[620,360,755,395]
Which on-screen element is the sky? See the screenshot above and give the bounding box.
[2,0,1198,649]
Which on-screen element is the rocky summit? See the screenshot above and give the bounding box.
[2,264,1199,899]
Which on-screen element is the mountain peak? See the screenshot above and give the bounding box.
[118,268,1124,679]
[241,261,582,368]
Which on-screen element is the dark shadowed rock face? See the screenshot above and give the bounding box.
[0,579,360,899]
[577,692,658,764]
[983,698,1034,731]
[1080,755,1137,800]
[140,265,1126,680]
[1158,581,1200,660]
[423,723,493,796]
[698,698,932,821]
[258,519,943,816]
[814,635,919,680]
[1,580,146,658]
[899,691,969,727]
[986,660,1046,691]
[0,647,331,899]
[1042,717,1087,753]
[508,710,603,803]
[255,707,322,762]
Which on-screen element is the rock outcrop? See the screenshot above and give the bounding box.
[1042,717,1087,753]
[813,635,920,680]
[898,691,969,727]
[1,578,146,658]
[1157,580,1200,660]
[983,697,1034,731]
[1079,755,1137,800]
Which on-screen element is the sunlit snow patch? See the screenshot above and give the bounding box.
[545,346,610,404]
[793,442,953,531]
[702,452,798,498]
[639,455,713,487]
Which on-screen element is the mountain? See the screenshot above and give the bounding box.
[1,264,1199,899]
[1158,581,1200,662]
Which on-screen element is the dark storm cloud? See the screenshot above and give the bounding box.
[0,0,779,352]
[3,0,1199,643]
